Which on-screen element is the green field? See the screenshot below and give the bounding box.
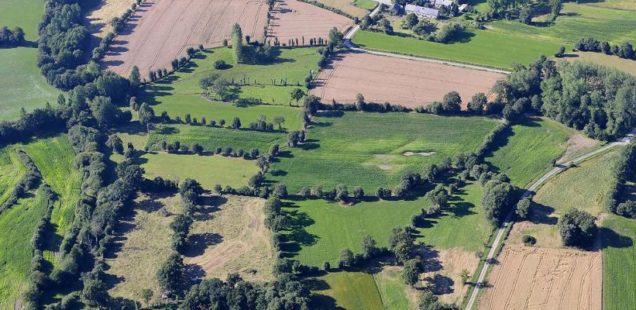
[486,118,572,187]
[373,267,415,309]
[353,0,376,10]
[314,271,384,310]
[0,135,80,308]
[270,112,499,192]
[141,152,260,189]
[147,124,286,153]
[0,0,59,121]
[418,182,491,252]
[565,52,636,77]
[147,97,304,131]
[353,3,636,69]
[141,47,320,114]
[602,215,636,310]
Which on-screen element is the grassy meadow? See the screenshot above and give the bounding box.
[313,271,384,310]
[141,47,319,121]
[486,118,572,187]
[565,52,636,77]
[270,112,499,192]
[0,0,59,121]
[353,2,636,69]
[510,149,621,248]
[141,152,260,189]
[147,124,286,152]
[602,215,636,310]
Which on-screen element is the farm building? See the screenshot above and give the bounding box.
[405,4,439,19]
[432,0,453,7]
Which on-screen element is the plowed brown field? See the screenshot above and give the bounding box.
[266,0,353,46]
[479,245,602,310]
[102,0,268,78]
[311,52,505,108]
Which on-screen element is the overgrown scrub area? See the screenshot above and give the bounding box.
[269,112,499,192]
[602,214,636,309]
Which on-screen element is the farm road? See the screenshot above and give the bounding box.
[465,129,636,310]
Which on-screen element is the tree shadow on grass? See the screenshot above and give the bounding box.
[184,233,224,257]
[600,227,633,249]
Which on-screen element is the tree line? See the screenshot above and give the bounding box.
[575,37,636,61]
[0,149,42,214]
[608,142,636,218]
[0,26,25,47]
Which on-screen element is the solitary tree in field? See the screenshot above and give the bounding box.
[273,116,285,130]
[232,23,244,63]
[138,103,155,130]
[290,88,305,105]
[129,66,141,90]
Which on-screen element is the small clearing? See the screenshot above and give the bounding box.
[311,52,504,108]
[556,133,599,164]
[186,195,275,282]
[267,0,353,46]
[479,245,601,310]
[103,0,268,77]
[420,248,479,305]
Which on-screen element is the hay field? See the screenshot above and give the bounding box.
[479,245,602,310]
[103,0,269,77]
[186,195,275,282]
[312,0,369,18]
[565,52,636,77]
[311,52,504,108]
[86,0,134,37]
[267,0,353,46]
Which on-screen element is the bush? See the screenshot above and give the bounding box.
[522,235,536,246]
[558,208,597,248]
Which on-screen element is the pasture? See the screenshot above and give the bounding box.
[565,52,636,77]
[148,124,285,152]
[311,52,504,108]
[102,0,269,77]
[267,0,353,46]
[185,195,275,282]
[141,47,320,113]
[269,112,500,192]
[353,2,636,70]
[313,271,384,310]
[141,152,260,189]
[485,118,573,187]
[311,0,369,18]
[602,215,636,310]
[0,0,59,121]
[509,149,621,248]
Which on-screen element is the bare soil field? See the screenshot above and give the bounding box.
[102,0,268,77]
[267,0,353,46]
[311,52,505,108]
[420,248,479,305]
[87,0,134,37]
[479,245,602,310]
[185,195,275,282]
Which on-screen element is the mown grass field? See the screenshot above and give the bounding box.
[141,152,260,189]
[312,0,369,18]
[0,148,25,205]
[486,118,572,187]
[147,124,286,153]
[141,47,320,113]
[353,3,636,69]
[373,267,416,309]
[314,271,384,310]
[602,214,636,310]
[270,112,499,192]
[0,0,59,121]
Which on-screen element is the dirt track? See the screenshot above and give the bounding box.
[479,245,601,310]
[311,52,504,108]
[267,0,352,46]
[102,0,268,77]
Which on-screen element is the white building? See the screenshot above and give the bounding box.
[433,0,453,8]
[405,4,439,19]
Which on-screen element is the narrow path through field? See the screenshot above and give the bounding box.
[464,129,635,310]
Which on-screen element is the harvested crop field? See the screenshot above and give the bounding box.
[103,0,268,77]
[86,0,134,37]
[185,195,275,282]
[267,0,353,46]
[311,52,505,108]
[479,245,601,310]
[421,248,479,305]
